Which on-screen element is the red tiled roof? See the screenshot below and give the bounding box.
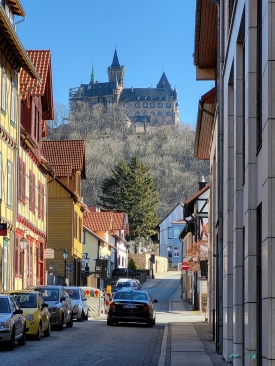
[51,164,72,177]
[185,183,210,205]
[42,140,86,178]
[20,50,54,120]
[84,211,128,233]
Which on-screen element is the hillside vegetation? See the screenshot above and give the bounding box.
[46,103,209,221]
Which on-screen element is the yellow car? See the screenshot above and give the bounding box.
[7,290,51,340]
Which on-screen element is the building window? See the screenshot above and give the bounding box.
[18,159,26,202]
[124,102,129,107]
[158,112,163,116]
[7,160,12,207]
[38,181,45,219]
[168,227,172,239]
[158,102,163,108]
[143,112,148,116]
[174,229,180,238]
[150,102,155,108]
[10,78,17,126]
[74,212,77,239]
[135,102,140,107]
[174,247,179,257]
[79,217,82,242]
[29,171,35,211]
[166,111,171,116]
[166,102,171,108]
[151,112,155,116]
[143,102,148,108]
[1,65,6,114]
[135,112,140,116]
[14,236,19,276]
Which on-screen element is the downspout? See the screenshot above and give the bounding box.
[210,0,223,355]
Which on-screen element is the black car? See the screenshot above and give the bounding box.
[28,286,73,331]
[107,290,157,327]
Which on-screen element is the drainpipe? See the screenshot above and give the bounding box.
[210,0,224,355]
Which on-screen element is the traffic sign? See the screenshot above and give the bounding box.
[181,261,189,271]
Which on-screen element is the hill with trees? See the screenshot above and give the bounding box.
[46,103,209,221]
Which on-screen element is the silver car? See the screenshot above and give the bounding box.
[66,287,88,321]
[0,294,27,350]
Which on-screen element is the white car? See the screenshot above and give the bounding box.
[115,279,134,290]
[66,287,88,321]
[0,294,27,350]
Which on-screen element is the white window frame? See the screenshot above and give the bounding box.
[7,160,12,207]
[174,229,180,238]
[10,78,17,125]
[1,65,7,113]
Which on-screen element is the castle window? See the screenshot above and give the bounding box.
[135,112,140,116]
[158,112,163,116]
[135,102,140,107]
[143,112,148,116]
[150,103,155,108]
[158,103,163,108]
[124,102,129,107]
[143,102,148,108]
[151,112,155,116]
[166,111,171,116]
[166,102,171,108]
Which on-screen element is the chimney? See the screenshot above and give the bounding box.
[198,176,206,191]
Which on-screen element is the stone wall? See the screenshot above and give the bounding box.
[129,253,168,273]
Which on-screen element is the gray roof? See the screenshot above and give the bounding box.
[120,87,174,101]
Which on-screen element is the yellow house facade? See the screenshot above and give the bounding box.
[0,1,40,291]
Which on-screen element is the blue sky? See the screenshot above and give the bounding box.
[17,1,213,127]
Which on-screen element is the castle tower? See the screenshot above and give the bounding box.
[107,48,125,87]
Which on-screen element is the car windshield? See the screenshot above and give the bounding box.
[114,292,148,301]
[39,289,59,301]
[14,294,36,308]
[0,298,10,313]
[117,282,131,287]
[67,289,80,300]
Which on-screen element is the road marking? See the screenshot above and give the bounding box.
[158,324,168,366]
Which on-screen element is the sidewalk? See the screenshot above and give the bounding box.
[143,272,228,366]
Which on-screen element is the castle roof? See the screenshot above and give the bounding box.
[120,87,174,101]
[111,49,120,68]
[157,72,173,95]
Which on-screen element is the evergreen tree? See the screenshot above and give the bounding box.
[98,156,159,240]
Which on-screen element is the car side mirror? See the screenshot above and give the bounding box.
[42,303,48,308]
[153,299,158,303]
[14,309,23,315]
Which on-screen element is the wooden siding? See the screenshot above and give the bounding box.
[48,197,73,277]
[48,178,72,198]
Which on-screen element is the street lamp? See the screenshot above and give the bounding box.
[62,249,69,282]
[20,237,28,289]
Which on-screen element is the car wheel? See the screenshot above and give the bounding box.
[66,313,73,328]
[44,321,51,337]
[107,319,113,326]
[147,319,154,328]
[6,328,15,351]
[35,322,42,341]
[18,327,26,346]
[57,315,64,331]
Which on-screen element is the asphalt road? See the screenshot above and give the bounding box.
[0,275,180,366]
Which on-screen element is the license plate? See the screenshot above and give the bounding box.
[123,305,136,309]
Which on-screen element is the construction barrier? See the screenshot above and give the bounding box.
[104,286,112,314]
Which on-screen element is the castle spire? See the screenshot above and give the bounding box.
[111,48,120,68]
[90,64,95,84]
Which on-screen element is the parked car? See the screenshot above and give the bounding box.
[66,287,88,321]
[107,290,158,327]
[0,294,27,350]
[131,279,141,290]
[112,268,141,277]
[28,286,73,331]
[110,284,123,298]
[115,279,134,290]
[6,290,51,340]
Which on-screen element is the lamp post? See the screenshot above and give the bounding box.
[20,237,28,289]
[62,249,69,284]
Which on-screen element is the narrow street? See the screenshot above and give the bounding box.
[0,273,226,366]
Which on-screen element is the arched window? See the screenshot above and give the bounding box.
[150,102,155,108]
[135,102,140,107]
[166,102,171,108]
[158,102,163,108]
[124,102,129,107]
[174,247,179,257]
[158,111,163,116]
[151,112,155,116]
[135,112,140,116]
[143,102,148,108]
[166,111,171,116]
